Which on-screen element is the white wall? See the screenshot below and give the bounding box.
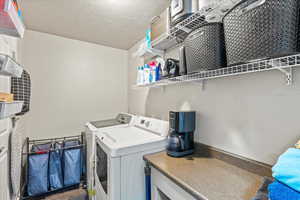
[128,41,300,165]
[20,30,128,139]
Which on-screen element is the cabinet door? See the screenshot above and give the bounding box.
[151,168,204,200]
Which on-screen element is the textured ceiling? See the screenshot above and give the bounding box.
[20,0,170,49]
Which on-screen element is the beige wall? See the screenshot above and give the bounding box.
[128,41,300,165]
[20,30,128,139]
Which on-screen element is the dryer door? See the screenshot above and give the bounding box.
[96,142,108,194]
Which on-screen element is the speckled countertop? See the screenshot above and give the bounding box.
[144,151,266,200]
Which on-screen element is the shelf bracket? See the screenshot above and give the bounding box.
[194,80,205,91]
[276,67,293,85]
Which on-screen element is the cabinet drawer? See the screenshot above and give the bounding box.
[151,168,205,200]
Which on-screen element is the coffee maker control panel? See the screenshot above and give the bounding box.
[169,111,196,132]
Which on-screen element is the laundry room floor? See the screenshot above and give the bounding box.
[43,189,87,200]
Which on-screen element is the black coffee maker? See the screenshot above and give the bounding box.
[167,111,196,157]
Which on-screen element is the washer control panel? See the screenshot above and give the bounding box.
[134,116,169,137]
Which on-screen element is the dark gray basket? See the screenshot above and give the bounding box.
[184,23,227,73]
[223,0,300,66]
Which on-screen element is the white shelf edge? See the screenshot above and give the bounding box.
[0,54,23,77]
[0,101,23,119]
[0,0,25,38]
[133,39,165,59]
[132,54,300,89]
[144,47,164,58]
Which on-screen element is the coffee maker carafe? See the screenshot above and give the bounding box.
[167,111,196,157]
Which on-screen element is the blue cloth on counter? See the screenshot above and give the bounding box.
[272,148,300,192]
[269,181,300,200]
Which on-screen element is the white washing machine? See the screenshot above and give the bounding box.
[85,113,135,200]
[94,116,169,200]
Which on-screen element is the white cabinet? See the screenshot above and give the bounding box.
[0,32,19,200]
[0,146,9,200]
[151,168,200,200]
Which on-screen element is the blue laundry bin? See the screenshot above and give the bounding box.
[28,143,51,196]
[31,143,51,152]
[49,142,64,191]
[63,140,82,187]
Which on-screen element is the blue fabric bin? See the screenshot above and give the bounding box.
[28,154,49,196]
[49,143,63,191]
[28,143,51,196]
[31,143,51,152]
[63,140,82,187]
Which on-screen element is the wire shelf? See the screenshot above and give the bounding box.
[133,54,300,89]
[170,12,207,38]
[168,0,238,39]
[0,54,23,77]
[0,101,23,119]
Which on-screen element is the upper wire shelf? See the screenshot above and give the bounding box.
[168,0,237,40]
[170,12,207,39]
[133,54,300,89]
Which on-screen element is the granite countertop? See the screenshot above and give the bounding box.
[144,151,267,200]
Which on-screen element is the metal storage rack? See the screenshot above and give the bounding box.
[169,12,207,39]
[0,101,23,119]
[20,134,87,200]
[151,0,239,51]
[150,11,207,53]
[0,54,24,119]
[0,54,23,77]
[139,0,232,57]
[133,54,300,89]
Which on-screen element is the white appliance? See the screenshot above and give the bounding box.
[0,126,10,200]
[94,116,169,200]
[85,113,136,199]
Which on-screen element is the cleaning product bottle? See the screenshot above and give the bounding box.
[155,63,160,81]
[149,61,157,83]
[141,66,145,85]
[146,29,151,49]
[149,66,153,83]
[136,66,142,85]
[136,67,140,85]
[144,64,150,84]
[152,65,157,83]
